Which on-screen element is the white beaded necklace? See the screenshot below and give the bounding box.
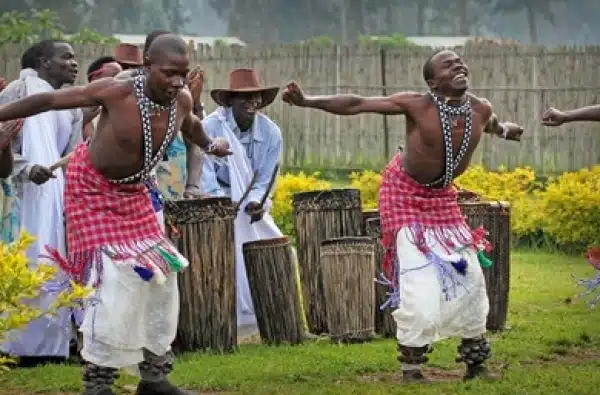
[424,91,472,188]
[108,70,177,184]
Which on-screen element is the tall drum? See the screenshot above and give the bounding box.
[459,200,511,331]
[164,197,237,353]
[320,237,376,343]
[242,237,304,346]
[292,189,363,335]
[365,217,396,338]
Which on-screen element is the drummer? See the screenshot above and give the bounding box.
[198,68,285,338]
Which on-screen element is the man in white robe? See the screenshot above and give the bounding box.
[200,68,286,337]
[0,39,83,365]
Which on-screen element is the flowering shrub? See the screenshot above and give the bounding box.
[349,170,381,209]
[272,166,600,254]
[0,232,89,371]
[538,166,600,251]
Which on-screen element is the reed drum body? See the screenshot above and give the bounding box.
[365,217,396,338]
[320,236,376,343]
[292,189,363,334]
[164,197,237,353]
[459,200,511,331]
[242,237,304,346]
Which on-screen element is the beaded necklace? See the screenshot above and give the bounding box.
[423,92,472,188]
[108,71,177,184]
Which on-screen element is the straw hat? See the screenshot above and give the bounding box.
[113,43,143,68]
[210,68,279,109]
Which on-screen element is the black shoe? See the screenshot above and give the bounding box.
[135,380,195,395]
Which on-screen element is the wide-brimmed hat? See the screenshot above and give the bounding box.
[210,68,279,109]
[113,43,143,67]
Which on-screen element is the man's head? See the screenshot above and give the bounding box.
[21,43,39,70]
[422,50,469,97]
[230,92,263,129]
[210,68,279,131]
[144,30,171,56]
[144,34,190,104]
[35,39,78,86]
[86,56,122,82]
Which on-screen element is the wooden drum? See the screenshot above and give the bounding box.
[242,237,304,346]
[164,197,237,353]
[361,209,379,235]
[365,217,396,338]
[292,188,363,335]
[459,200,511,332]
[320,237,376,343]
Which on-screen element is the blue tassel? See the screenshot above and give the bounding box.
[134,265,154,282]
[451,258,468,275]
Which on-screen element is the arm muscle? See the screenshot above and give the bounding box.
[0,78,115,123]
[305,92,417,115]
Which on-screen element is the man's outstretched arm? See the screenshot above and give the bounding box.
[542,105,600,126]
[0,78,114,123]
[479,98,524,142]
[282,81,416,115]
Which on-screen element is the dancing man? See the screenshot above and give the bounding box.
[0,33,230,395]
[283,49,524,382]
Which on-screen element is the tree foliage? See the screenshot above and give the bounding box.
[0,9,117,46]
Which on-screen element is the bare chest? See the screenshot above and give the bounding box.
[412,106,486,153]
[108,100,184,156]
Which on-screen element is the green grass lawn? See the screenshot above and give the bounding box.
[2,251,600,394]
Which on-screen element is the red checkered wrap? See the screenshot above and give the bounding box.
[44,143,163,284]
[378,153,487,279]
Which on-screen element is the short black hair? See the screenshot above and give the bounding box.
[86,56,116,82]
[34,39,69,69]
[147,34,188,62]
[144,30,171,55]
[20,44,39,70]
[422,49,445,82]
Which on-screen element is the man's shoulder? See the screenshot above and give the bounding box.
[200,112,222,134]
[467,93,493,119]
[256,113,281,136]
[0,80,21,102]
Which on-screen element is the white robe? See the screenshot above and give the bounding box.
[2,70,82,358]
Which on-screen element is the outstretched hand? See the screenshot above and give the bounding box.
[282,81,307,106]
[502,122,524,142]
[541,107,567,127]
[0,118,23,150]
[187,67,204,105]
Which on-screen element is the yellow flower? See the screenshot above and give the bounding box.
[0,231,92,373]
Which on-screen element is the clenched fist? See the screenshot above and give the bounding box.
[282,81,307,107]
[206,137,232,157]
[541,107,568,127]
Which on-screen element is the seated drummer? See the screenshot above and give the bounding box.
[197,68,284,337]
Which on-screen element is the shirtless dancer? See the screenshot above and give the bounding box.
[0,34,230,395]
[283,49,524,382]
